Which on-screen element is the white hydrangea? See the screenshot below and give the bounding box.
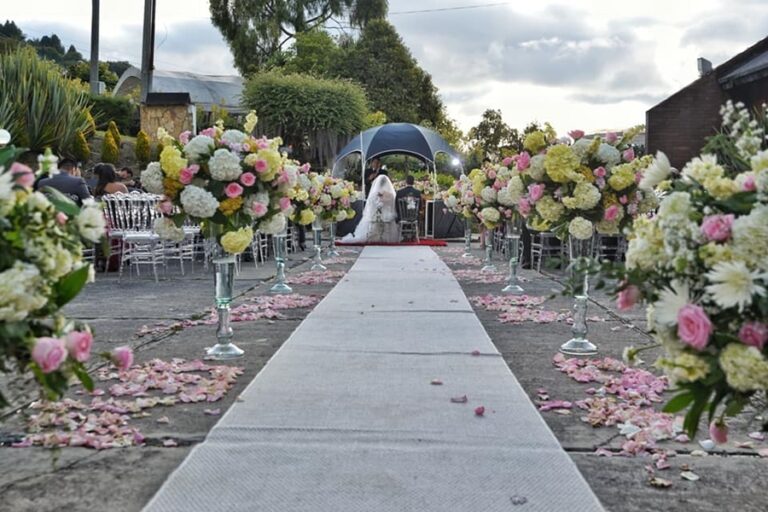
[77,202,107,243]
[258,213,287,235]
[298,174,312,191]
[336,210,348,222]
[568,216,593,240]
[220,129,247,147]
[757,169,768,202]
[480,207,500,224]
[571,138,593,160]
[682,154,724,183]
[180,185,219,218]
[208,149,243,181]
[319,193,332,207]
[141,162,165,195]
[719,343,768,392]
[480,186,497,204]
[529,155,546,180]
[750,149,768,172]
[329,183,345,199]
[597,143,621,167]
[183,135,215,162]
[657,192,692,224]
[562,182,601,210]
[444,195,459,209]
[26,192,52,211]
[244,192,270,219]
[639,151,672,190]
[0,171,15,216]
[154,217,185,242]
[731,204,768,270]
[0,262,48,321]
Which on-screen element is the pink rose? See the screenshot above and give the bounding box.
[502,156,514,167]
[200,127,216,138]
[224,182,244,198]
[516,152,531,171]
[240,172,256,187]
[605,132,618,144]
[623,148,635,162]
[279,196,292,211]
[10,162,35,188]
[254,159,268,173]
[179,168,195,185]
[517,198,531,216]
[619,195,628,205]
[617,284,640,311]
[158,200,174,215]
[492,180,503,191]
[487,170,497,180]
[742,175,756,192]
[593,166,606,178]
[700,214,734,242]
[341,196,350,207]
[676,304,713,351]
[111,346,134,371]
[568,130,585,140]
[251,202,267,217]
[56,212,68,225]
[604,204,620,222]
[738,322,768,350]
[179,130,192,145]
[32,337,67,373]
[527,183,545,203]
[709,420,728,444]
[595,177,606,190]
[65,331,93,363]
[257,138,270,150]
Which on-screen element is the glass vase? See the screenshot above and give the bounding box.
[462,219,473,258]
[311,218,327,271]
[270,227,292,294]
[560,234,597,356]
[205,242,244,359]
[326,222,340,258]
[480,227,496,273]
[501,216,524,294]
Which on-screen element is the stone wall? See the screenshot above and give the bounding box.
[140,104,192,142]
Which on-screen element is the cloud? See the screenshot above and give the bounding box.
[570,92,667,105]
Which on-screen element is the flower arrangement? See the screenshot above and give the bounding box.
[442,174,475,218]
[462,163,524,229]
[308,173,357,224]
[144,111,294,253]
[285,162,319,226]
[520,127,655,239]
[603,101,768,439]
[0,143,131,407]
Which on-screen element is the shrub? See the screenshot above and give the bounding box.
[101,130,119,164]
[135,130,151,167]
[88,94,138,135]
[72,130,91,163]
[0,47,92,156]
[107,120,121,147]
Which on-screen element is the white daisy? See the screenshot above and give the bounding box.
[639,151,672,190]
[653,280,690,326]
[706,261,767,311]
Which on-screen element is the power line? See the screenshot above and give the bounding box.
[389,1,513,15]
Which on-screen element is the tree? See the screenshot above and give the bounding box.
[72,130,91,163]
[101,129,119,164]
[349,0,388,28]
[333,20,443,125]
[0,20,25,41]
[67,60,119,90]
[210,0,384,73]
[466,109,516,162]
[106,60,131,78]
[61,45,83,67]
[135,130,151,168]
[281,29,341,76]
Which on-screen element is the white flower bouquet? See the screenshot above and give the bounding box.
[308,173,357,225]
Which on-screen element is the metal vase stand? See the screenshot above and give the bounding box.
[326,222,340,258]
[560,234,597,356]
[270,227,293,294]
[206,242,244,359]
[311,219,327,271]
[501,216,524,294]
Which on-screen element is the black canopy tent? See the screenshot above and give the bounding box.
[331,123,463,196]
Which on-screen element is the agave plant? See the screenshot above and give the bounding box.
[0,47,93,157]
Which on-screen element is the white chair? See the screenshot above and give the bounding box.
[530,231,565,272]
[397,197,420,242]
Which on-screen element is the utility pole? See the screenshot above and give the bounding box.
[89,0,99,95]
[140,0,156,102]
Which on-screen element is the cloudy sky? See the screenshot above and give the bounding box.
[5,0,768,135]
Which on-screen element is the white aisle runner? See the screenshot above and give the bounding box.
[145,247,603,512]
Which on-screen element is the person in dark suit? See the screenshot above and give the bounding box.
[36,158,92,205]
[395,175,422,222]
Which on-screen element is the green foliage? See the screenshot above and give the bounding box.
[106,60,131,78]
[89,94,137,135]
[107,120,121,147]
[0,20,25,41]
[363,110,387,129]
[282,29,342,76]
[72,130,91,163]
[333,20,443,125]
[135,130,151,167]
[68,60,119,90]
[101,129,119,164]
[243,71,367,166]
[0,47,92,156]
[467,109,517,162]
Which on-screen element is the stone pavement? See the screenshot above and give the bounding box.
[144,247,604,512]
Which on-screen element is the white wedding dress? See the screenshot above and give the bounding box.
[342,175,399,243]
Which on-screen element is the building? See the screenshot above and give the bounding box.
[646,35,768,168]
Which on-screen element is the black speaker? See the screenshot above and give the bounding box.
[431,200,465,239]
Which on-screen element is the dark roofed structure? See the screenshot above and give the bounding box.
[646,36,768,168]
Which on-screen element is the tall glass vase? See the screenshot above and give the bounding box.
[462,219,473,258]
[560,234,597,356]
[270,227,292,294]
[501,216,524,294]
[205,242,244,359]
[311,218,327,271]
[326,222,340,258]
[481,227,496,272]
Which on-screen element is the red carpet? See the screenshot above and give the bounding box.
[336,239,447,247]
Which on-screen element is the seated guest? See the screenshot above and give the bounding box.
[117,166,138,189]
[36,158,92,205]
[93,163,129,198]
[395,175,422,222]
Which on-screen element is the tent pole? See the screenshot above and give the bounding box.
[360,132,365,197]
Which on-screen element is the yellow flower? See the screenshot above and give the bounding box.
[524,131,547,154]
[655,352,710,384]
[544,145,581,183]
[159,146,187,180]
[156,127,175,147]
[608,164,635,191]
[535,195,565,223]
[162,177,184,199]
[529,217,551,232]
[256,148,282,182]
[698,242,734,267]
[220,227,253,254]
[703,177,738,200]
[219,196,244,216]
[299,209,316,225]
[243,110,258,134]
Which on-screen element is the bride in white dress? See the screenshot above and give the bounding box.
[342,174,399,243]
